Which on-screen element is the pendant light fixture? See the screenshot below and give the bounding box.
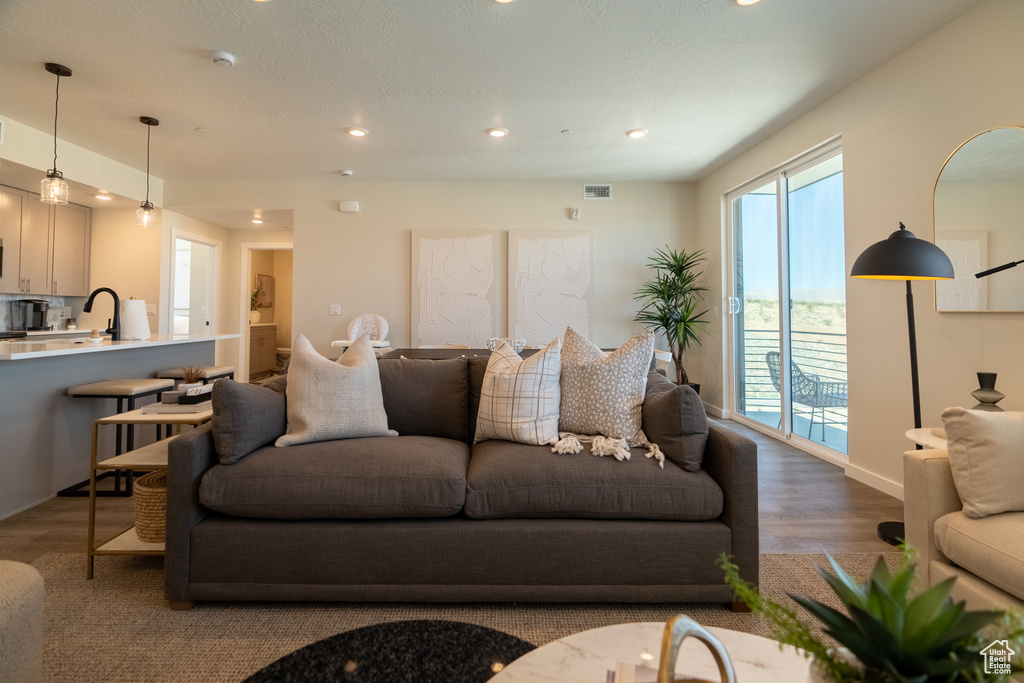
[41,62,73,205]
[137,116,159,228]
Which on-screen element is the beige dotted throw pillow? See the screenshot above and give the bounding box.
[559,327,654,445]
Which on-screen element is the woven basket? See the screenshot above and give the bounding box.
[134,470,168,543]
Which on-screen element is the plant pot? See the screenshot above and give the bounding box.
[177,382,204,394]
[249,310,261,324]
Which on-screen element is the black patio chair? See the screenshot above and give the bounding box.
[766,351,847,440]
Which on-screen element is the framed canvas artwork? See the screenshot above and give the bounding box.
[508,230,592,346]
[411,231,500,347]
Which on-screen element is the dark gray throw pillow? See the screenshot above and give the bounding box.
[211,379,287,464]
[641,372,708,471]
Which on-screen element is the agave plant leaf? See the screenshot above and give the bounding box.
[902,579,958,647]
[927,610,1005,654]
[816,560,868,612]
[884,560,916,605]
[869,579,905,644]
[790,594,857,634]
[846,603,902,661]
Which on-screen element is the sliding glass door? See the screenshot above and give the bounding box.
[729,144,847,456]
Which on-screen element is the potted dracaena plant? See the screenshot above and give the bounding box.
[633,247,709,389]
[719,551,1023,683]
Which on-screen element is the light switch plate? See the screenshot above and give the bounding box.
[329,304,341,316]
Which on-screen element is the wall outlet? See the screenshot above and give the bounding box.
[329,304,341,316]
[146,304,156,315]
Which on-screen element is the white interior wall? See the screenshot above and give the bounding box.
[165,181,695,358]
[692,0,1024,496]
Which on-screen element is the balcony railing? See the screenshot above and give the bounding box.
[738,329,848,451]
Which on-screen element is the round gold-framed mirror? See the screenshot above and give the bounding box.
[934,126,1024,312]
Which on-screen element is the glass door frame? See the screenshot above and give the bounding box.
[723,137,848,466]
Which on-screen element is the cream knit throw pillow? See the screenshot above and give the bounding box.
[474,338,561,446]
[556,327,662,465]
[276,335,396,447]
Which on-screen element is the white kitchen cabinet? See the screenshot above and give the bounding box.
[15,192,91,296]
[0,188,25,294]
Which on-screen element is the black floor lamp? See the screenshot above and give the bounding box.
[850,222,954,546]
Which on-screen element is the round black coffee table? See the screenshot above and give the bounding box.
[244,619,535,682]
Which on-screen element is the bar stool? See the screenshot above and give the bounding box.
[65,378,175,496]
[155,365,235,384]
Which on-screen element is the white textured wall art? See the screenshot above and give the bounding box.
[509,231,592,346]
[411,231,499,347]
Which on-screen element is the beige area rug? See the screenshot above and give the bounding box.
[34,552,897,682]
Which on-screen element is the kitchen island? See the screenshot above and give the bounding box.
[0,334,238,519]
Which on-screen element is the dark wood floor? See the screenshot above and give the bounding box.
[0,419,902,563]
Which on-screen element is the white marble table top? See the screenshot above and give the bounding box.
[905,427,947,449]
[492,621,810,683]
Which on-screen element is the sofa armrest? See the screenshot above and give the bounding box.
[164,424,217,602]
[702,422,759,587]
[903,448,961,586]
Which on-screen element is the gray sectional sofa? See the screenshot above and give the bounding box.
[165,356,758,609]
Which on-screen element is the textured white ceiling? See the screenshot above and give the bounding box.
[0,0,983,184]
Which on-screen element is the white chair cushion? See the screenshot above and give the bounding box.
[941,407,1024,517]
[934,509,1024,603]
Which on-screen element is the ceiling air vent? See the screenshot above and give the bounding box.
[583,184,612,200]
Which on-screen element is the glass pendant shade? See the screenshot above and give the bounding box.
[137,201,156,228]
[41,170,69,205]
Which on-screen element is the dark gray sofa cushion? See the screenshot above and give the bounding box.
[378,358,469,441]
[642,372,709,472]
[199,435,469,519]
[465,439,723,521]
[211,379,287,464]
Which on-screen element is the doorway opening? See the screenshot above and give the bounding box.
[240,243,293,383]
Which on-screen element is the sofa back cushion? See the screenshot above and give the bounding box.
[642,372,708,472]
[378,357,469,441]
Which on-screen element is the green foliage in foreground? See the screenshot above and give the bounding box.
[719,551,1024,682]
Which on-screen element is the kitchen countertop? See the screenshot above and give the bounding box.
[0,333,240,361]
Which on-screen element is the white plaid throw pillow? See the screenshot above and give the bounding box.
[474,338,561,446]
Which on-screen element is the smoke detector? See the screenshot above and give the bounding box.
[212,51,236,67]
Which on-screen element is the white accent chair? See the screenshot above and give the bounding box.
[0,561,45,683]
[347,314,389,342]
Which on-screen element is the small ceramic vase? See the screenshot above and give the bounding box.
[971,372,1005,412]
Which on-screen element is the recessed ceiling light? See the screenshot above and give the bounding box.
[95,193,113,201]
[487,127,508,137]
[626,128,648,139]
[252,219,263,224]
[195,127,209,134]
[346,127,368,137]
[736,0,761,5]
[494,0,515,3]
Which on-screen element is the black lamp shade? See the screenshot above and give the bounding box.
[850,223,954,280]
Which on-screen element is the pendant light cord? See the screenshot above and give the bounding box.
[52,74,61,171]
[145,123,152,204]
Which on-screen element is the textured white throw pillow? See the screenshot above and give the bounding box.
[474,338,561,446]
[559,327,654,444]
[941,407,1024,518]
[276,335,396,447]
